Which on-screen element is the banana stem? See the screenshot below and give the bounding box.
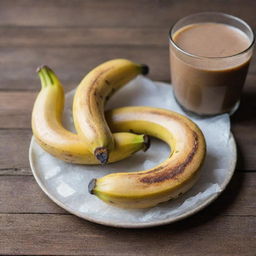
[140,64,149,75]
[88,179,97,194]
[143,135,150,152]
[36,65,60,88]
[94,147,109,164]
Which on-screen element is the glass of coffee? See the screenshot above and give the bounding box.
[169,12,254,116]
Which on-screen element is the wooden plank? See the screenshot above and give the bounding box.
[0,92,36,129]
[0,129,31,170]
[0,0,255,29]
[1,47,256,91]
[0,46,169,91]
[231,76,256,170]
[231,75,256,128]
[0,176,66,213]
[0,167,31,176]
[0,27,166,47]
[232,125,256,171]
[0,213,255,255]
[0,172,255,216]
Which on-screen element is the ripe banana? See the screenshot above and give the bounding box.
[73,59,149,164]
[32,66,150,164]
[89,106,206,208]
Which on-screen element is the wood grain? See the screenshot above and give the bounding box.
[0,27,166,47]
[1,47,255,91]
[0,92,35,128]
[0,213,255,255]
[0,129,31,170]
[0,47,169,91]
[0,176,65,213]
[0,172,255,216]
[0,0,255,29]
[232,125,256,170]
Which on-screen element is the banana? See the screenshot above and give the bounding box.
[32,66,150,165]
[73,59,149,164]
[89,107,206,208]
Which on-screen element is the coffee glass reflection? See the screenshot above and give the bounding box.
[169,12,254,116]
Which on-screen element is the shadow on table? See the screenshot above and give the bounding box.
[234,135,246,170]
[231,89,255,170]
[231,89,256,124]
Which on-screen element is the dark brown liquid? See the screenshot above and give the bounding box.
[170,23,252,115]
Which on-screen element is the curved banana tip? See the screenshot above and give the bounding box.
[88,178,97,194]
[143,135,151,152]
[36,65,50,73]
[141,64,149,75]
[94,147,109,164]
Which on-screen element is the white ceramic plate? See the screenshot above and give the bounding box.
[29,77,237,228]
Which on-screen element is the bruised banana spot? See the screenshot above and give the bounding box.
[139,131,199,184]
[105,79,110,86]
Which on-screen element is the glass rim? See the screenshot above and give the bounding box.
[169,12,255,60]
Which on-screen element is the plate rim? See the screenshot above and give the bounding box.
[29,133,237,229]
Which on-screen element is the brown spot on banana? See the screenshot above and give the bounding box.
[139,132,199,184]
[105,79,110,86]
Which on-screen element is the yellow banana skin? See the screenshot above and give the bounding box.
[89,107,206,208]
[73,59,149,164]
[32,66,150,165]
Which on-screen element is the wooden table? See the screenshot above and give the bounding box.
[0,1,255,255]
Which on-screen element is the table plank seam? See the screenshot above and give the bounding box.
[0,88,40,92]
[0,254,91,256]
[0,212,71,215]
[236,169,256,172]
[0,24,172,29]
[0,213,256,217]
[0,82,174,92]
[0,128,31,131]
[0,44,166,49]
